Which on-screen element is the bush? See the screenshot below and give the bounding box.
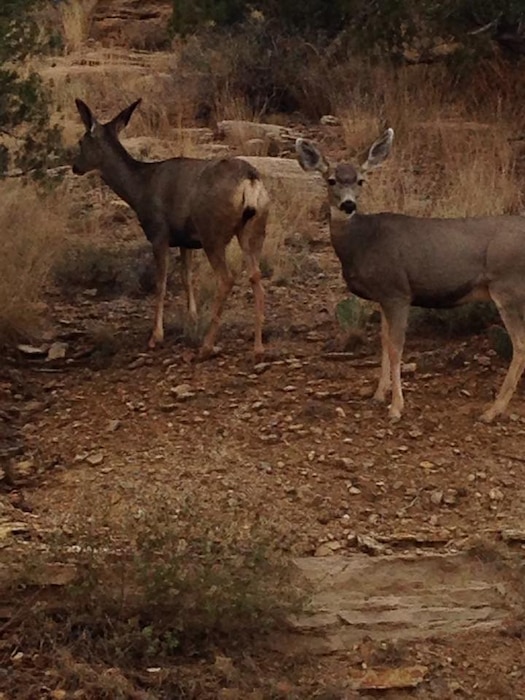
[0,0,63,177]
[2,492,302,697]
[0,181,65,342]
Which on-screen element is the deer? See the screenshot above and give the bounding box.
[72,98,269,359]
[296,128,525,423]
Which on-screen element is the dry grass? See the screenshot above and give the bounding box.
[59,0,98,53]
[0,182,66,343]
[1,487,301,699]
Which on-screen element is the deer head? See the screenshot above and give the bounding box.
[72,98,142,175]
[295,128,394,217]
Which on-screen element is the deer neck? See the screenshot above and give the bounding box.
[99,139,149,211]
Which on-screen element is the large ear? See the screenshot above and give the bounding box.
[361,128,394,172]
[295,138,329,174]
[108,99,142,134]
[75,98,96,133]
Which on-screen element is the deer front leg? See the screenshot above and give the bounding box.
[149,239,169,349]
[180,248,197,323]
[382,302,409,421]
[373,310,391,402]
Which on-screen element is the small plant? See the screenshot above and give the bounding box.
[0,182,65,342]
[1,491,302,697]
[335,297,372,332]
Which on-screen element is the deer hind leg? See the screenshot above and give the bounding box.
[180,248,197,323]
[373,310,392,402]
[199,246,234,360]
[238,214,267,357]
[148,239,169,349]
[481,297,525,422]
[381,302,409,421]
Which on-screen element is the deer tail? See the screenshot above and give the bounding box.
[240,175,269,224]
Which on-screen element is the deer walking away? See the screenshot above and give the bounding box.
[72,98,269,359]
[296,129,525,422]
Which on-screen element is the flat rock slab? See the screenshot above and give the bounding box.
[282,553,511,653]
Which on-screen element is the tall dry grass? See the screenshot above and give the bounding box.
[0,182,66,342]
[59,0,98,53]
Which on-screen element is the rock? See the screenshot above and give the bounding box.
[315,541,342,556]
[47,342,68,361]
[86,452,104,466]
[320,114,341,126]
[351,665,428,690]
[107,419,121,432]
[443,489,458,506]
[50,690,67,700]
[128,356,147,370]
[489,488,504,501]
[218,120,299,151]
[243,138,267,156]
[171,383,195,400]
[11,460,36,480]
[431,490,444,505]
[17,344,46,356]
[356,534,386,555]
[0,521,31,541]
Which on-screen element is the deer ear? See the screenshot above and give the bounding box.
[295,138,329,174]
[362,128,394,172]
[109,99,142,134]
[75,98,96,133]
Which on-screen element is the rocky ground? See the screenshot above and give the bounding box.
[1,37,525,700]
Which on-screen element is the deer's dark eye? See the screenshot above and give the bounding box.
[327,177,336,186]
[357,178,365,186]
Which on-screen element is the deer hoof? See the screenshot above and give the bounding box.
[148,332,163,350]
[479,409,497,423]
[198,344,221,362]
[388,407,402,423]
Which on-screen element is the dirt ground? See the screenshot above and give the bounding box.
[2,223,525,697]
[1,41,525,699]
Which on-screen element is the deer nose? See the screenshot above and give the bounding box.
[340,200,356,214]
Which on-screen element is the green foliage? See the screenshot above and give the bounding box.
[170,0,525,57]
[0,0,63,177]
[336,297,372,331]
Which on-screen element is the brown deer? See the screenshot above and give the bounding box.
[296,129,525,422]
[72,98,269,358]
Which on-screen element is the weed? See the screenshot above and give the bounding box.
[1,490,302,698]
[0,182,65,343]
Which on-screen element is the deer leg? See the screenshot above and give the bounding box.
[481,301,525,422]
[149,240,169,349]
[382,302,409,421]
[373,310,391,402]
[180,248,197,323]
[238,220,266,357]
[199,249,234,360]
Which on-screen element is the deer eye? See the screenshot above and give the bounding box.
[357,178,365,186]
[327,176,336,186]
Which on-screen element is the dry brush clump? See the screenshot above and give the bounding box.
[1,490,302,699]
[58,0,98,54]
[0,181,66,343]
